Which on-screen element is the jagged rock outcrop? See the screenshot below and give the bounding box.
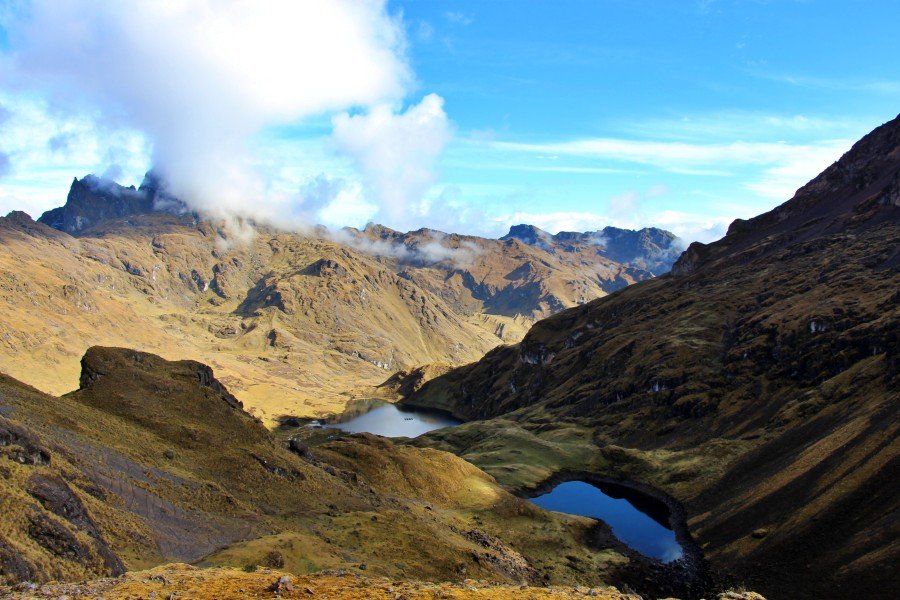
[37,172,187,235]
[38,175,155,234]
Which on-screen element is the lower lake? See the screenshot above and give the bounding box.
[529,480,683,563]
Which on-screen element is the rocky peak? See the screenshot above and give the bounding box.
[361,222,401,240]
[37,175,153,234]
[503,224,681,276]
[591,226,682,275]
[500,224,553,246]
[3,210,34,225]
[37,171,187,235]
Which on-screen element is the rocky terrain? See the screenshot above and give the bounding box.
[0,179,677,423]
[403,115,900,600]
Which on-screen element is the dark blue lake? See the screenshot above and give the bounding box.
[530,480,683,562]
[324,401,461,438]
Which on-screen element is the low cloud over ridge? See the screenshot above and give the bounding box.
[1,0,414,223]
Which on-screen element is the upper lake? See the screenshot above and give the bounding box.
[324,400,461,438]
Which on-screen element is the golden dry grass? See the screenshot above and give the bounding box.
[0,563,646,600]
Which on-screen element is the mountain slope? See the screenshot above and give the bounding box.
[0,346,645,590]
[0,212,511,423]
[405,115,900,599]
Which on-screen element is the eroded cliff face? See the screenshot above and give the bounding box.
[405,115,900,600]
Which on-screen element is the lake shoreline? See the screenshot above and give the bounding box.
[514,469,714,600]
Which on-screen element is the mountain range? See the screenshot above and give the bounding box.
[0,177,679,424]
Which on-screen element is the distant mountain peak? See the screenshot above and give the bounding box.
[37,171,187,234]
[500,224,553,246]
[501,223,681,276]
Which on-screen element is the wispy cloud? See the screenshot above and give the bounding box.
[444,159,642,176]
[620,111,873,143]
[486,135,852,200]
[750,71,900,95]
[443,11,474,26]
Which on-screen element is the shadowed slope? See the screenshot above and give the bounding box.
[405,115,900,599]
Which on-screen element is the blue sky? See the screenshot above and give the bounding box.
[0,0,898,242]
[391,0,899,239]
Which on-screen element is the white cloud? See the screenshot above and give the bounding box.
[490,136,852,201]
[331,93,454,229]
[1,0,410,223]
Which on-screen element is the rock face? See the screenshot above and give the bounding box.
[408,115,900,600]
[25,473,125,576]
[37,175,155,233]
